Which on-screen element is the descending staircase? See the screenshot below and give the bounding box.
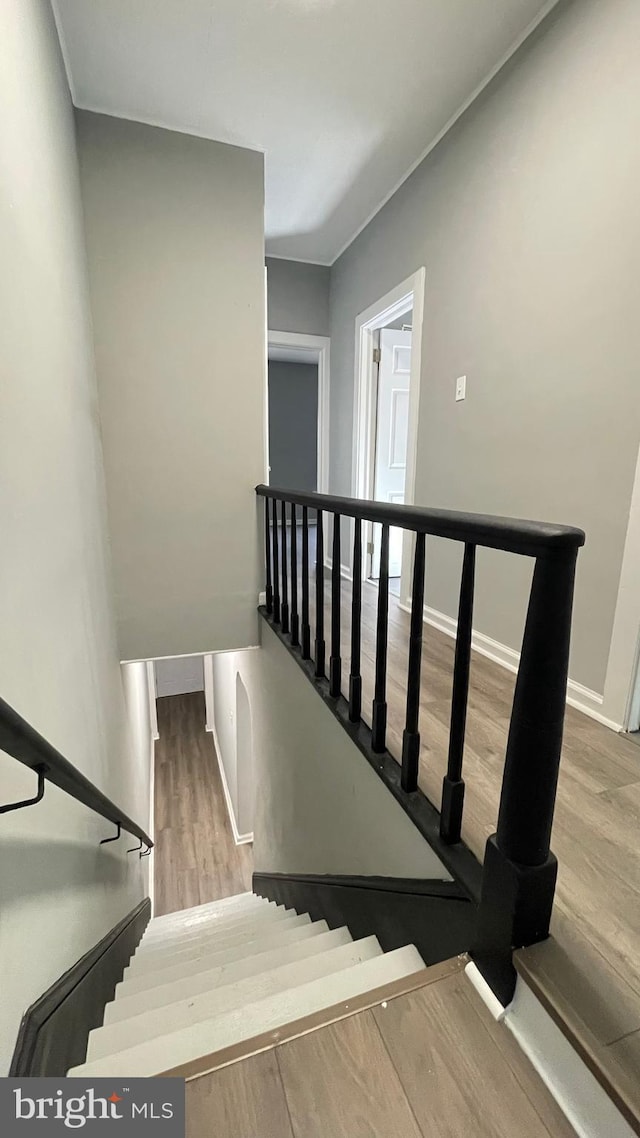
[69,891,425,1077]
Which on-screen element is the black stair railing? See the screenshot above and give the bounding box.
[257,484,585,1004]
[0,696,153,852]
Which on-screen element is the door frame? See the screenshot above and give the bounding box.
[601,441,640,731]
[351,268,426,601]
[267,330,330,495]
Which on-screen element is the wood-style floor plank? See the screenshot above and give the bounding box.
[186,1050,293,1138]
[184,966,577,1138]
[372,970,576,1138]
[153,692,252,916]
[275,1009,424,1138]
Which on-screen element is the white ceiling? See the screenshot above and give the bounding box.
[54,0,555,265]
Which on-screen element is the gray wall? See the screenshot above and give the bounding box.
[268,361,318,492]
[266,257,330,335]
[329,0,640,694]
[0,2,150,1073]
[77,112,266,661]
[155,656,204,698]
[250,623,450,879]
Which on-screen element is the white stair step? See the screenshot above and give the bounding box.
[134,904,291,961]
[146,893,266,937]
[106,927,354,1025]
[141,902,280,950]
[115,918,328,998]
[70,945,425,1077]
[88,936,383,1061]
[123,913,304,979]
[143,898,275,944]
[148,892,264,928]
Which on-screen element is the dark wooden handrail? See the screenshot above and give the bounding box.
[0,695,153,848]
[256,485,585,557]
[257,484,585,1006]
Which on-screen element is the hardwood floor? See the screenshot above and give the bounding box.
[186,960,577,1138]
[153,692,252,916]
[305,565,640,1080]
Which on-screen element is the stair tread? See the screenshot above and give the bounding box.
[132,906,296,963]
[88,936,383,1061]
[106,927,354,1025]
[115,919,332,997]
[144,896,271,942]
[144,897,272,942]
[148,893,263,927]
[70,945,425,1077]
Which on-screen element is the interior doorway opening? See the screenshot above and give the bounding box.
[266,330,330,497]
[370,319,413,596]
[352,269,425,605]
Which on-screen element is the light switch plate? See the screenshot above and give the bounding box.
[455,375,466,401]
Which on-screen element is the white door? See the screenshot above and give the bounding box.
[371,327,412,579]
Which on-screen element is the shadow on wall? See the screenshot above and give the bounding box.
[0,837,130,909]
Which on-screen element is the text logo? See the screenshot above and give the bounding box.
[1,1079,184,1136]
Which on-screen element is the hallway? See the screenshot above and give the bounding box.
[153,692,252,916]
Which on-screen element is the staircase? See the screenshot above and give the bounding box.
[68,891,425,1077]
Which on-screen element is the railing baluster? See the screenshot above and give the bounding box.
[441,543,475,842]
[264,497,273,614]
[290,503,299,646]
[372,523,390,752]
[272,498,280,624]
[401,532,426,791]
[330,514,342,697]
[301,506,311,659]
[349,519,363,722]
[315,510,325,677]
[280,500,289,634]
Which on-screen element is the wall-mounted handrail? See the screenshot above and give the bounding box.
[0,695,153,848]
[256,483,585,1005]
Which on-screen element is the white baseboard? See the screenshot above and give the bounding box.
[206,720,254,847]
[324,557,353,582]
[398,600,623,733]
[505,979,635,1138]
[463,968,633,1138]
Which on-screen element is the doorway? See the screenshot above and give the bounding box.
[370,322,413,595]
[352,269,425,604]
[266,330,330,495]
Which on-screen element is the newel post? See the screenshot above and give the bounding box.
[472,546,579,1005]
